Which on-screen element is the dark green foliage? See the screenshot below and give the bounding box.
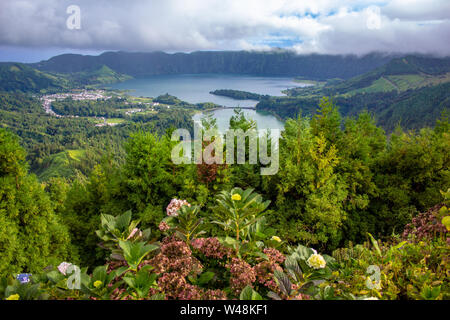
[262,98,449,250]
[0,128,75,277]
[122,131,187,228]
[154,94,182,105]
[370,125,450,236]
[210,89,266,101]
[51,97,128,118]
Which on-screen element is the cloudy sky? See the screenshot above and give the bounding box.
[0,0,449,62]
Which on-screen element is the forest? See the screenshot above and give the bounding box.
[1,97,449,300]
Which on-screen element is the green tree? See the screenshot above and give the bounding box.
[0,128,74,276]
[123,131,188,229]
[264,116,347,249]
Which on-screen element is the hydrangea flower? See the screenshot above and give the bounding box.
[159,221,171,232]
[166,199,191,217]
[93,280,103,288]
[306,253,326,269]
[191,237,232,259]
[226,258,256,295]
[6,294,20,300]
[16,273,31,284]
[57,262,73,276]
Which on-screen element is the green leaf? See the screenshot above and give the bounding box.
[119,240,159,270]
[239,285,263,300]
[197,271,215,286]
[274,270,292,296]
[367,233,382,258]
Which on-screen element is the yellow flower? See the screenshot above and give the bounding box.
[231,194,241,201]
[442,216,450,231]
[6,294,20,300]
[307,253,326,269]
[93,280,103,288]
[271,236,282,242]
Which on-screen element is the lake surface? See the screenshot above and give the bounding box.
[109,74,306,132]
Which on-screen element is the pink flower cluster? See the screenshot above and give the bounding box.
[166,198,191,217]
[157,272,201,300]
[158,221,171,232]
[254,261,281,292]
[191,237,233,260]
[149,236,202,276]
[254,248,285,291]
[156,273,229,300]
[202,289,227,300]
[226,258,256,295]
[403,204,447,241]
[293,293,311,300]
[263,248,285,265]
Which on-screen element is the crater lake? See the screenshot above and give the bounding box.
[109,73,308,132]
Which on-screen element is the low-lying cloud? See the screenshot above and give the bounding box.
[0,0,449,56]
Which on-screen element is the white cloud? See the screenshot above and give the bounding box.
[0,0,449,55]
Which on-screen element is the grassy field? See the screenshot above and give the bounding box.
[67,149,86,161]
[106,118,126,124]
[36,149,85,181]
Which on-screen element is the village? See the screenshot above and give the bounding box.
[39,90,161,127]
[40,90,112,117]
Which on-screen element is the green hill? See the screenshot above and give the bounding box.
[68,65,133,85]
[0,62,69,93]
[0,63,133,93]
[285,55,450,97]
[327,56,450,95]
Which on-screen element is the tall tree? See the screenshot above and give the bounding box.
[0,128,74,276]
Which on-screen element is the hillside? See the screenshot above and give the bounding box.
[257,55,450,131]
[0,62,69,93]
[327,55,450,95]
[32,50,396,80]
[68,65,133,86]
[284,55,450,97]
[0,63,133,93]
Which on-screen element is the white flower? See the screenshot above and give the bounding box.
[306,253,326,269]
[57,262,73,276]
[363,297,379,300]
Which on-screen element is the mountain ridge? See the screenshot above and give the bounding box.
[32,50,400,80]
